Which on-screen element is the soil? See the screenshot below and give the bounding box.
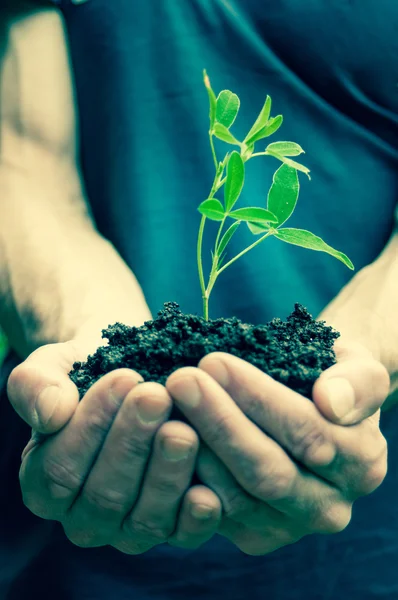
[69,301,339,400]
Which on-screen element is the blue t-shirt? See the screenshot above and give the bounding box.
[1,1,398,598]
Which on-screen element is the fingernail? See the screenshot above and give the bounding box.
[204,358,229,388]
[109,376,142,405]
[34,386,60,427]
[169,375,202,408]
[325,378,356,419]
[161,438,192,461]
[191,504,214,520]
[136,397,168,425]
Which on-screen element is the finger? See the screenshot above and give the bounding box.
[218,517,301,556]
[196,445,269,522]
[198,446,351,540]
[168,485,222,549]
[166,366,348,529]
[63,382,172,547]
[197,353,338,471]
[313,341,390,425]
[119,421,199,554]
[197,352,387,497]
[7,341,84,433]
[20,368,141,520]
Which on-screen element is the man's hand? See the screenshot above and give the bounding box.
[166,343,390,555]
[7,341,222,554]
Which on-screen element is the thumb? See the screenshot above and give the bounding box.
[312,341,390,425]
[7,340,91,434]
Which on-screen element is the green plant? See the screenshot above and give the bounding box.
[197,71,354,320]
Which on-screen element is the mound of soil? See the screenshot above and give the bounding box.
[69,301,339,399]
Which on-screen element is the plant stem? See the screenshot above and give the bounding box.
[197,133,223,321]
[214,216,227,255]
[216,230,274,277]
[197,214,207,302]
[209,132,218,170]
[250,152,269,159]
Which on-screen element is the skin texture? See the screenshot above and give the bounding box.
[1,4,221,552]
[2,3,398,556]
[8,342,223,553]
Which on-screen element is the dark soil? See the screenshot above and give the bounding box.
[69,302,339,400]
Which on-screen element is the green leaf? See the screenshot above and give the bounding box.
[247,221,270,235]
[224,151,245,211]
[217,221,241,256]
[198,198,225,221]
[273,228,354,269]
[266,141,305,157]
[213,123,241,146]
[203,70,217,130]
[247,115,283,145]
[229,207,278,223]
[216,90,240,129]
[267,164,299,227]
[266,149,311,178]
[244,96,272,144]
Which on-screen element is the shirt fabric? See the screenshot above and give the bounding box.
[1,1,398,598]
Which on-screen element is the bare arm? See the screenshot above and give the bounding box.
[319,227,398,407]
[0,2,151,358]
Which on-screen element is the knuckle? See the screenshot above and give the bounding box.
[119,435,152,461]
[113,539,153,555]
[41,456,83,500]
[235,530,298,556]
[82,486,128,515]
[63,526,97,548]
[168,536,203,550]
[351,431,388,496]
[222,489,251,519]
[82,411,113,440]
[202,412,235,447]
[287,417,333,467]
[152,476,184,496]
[360,455,388,495]
[21,489,50,519]
[124,518,171,542]
[245,463,295,502]
[372,362,391,402]
[312,502,352,534]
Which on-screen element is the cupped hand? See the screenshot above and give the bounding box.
[7,341,222,554]
[166,342,390,555]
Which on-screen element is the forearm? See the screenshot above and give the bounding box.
[0,6,151,357]
[0,150,151,357]
[319,229,398,403]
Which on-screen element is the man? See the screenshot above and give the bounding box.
[0,0,397,598]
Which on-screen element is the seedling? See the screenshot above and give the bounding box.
[197,71,354,320]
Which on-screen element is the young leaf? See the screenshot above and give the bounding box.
[266,141,304,157]
[247,115,283,145]
[217,220,241,256]
[216,90,240,129]
[224,151,245,211]
[267,164,299,227]
[213,123,241,146]
[244,95,272,144]
[241,142,255,162]
[273,228,354,269]
[266,149,310,178]
[247,221,270,235]
[203,70,217,130]
[198,198,225,221]
[229,207,278,223]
